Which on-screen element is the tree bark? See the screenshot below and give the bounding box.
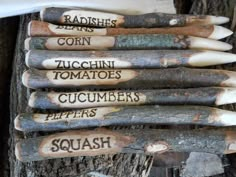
[23,68,236,89]
[29,21,220,38]
[27,50,236,69]
[152,0,236,176]
[9,0,236,177]
[16,129,236,162]
[16,105,236,132]
[9,14,153,177]
[183,0,236,176]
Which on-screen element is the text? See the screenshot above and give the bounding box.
[51,137,112,153]
[55,60,115,69]
[52,70,122,80]
[56,25,94,32]
[58,92,140,103]
[64,15,117,27]
[44,108,97,121]
[57,37,91,46]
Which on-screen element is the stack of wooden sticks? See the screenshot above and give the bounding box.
[15,7,236,162]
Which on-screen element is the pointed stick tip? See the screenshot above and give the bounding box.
[188,50,236,66]
[28,92,37,108]
[221,70,236,87]
[209,16,230,25]
[14,115,23,131]
[216,87,236,105]
[209,25,233,40]
[40,8,46,21]
[15,142,23,162]
[25,50,31,67]
[27,21,32,37]
[24,37,31,51]
[216,108,236,126]
[189,36,232,51]
[22,70,31,89]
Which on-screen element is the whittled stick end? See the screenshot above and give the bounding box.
[208,16,229,25]
[15,142,23,161]
[40,8,46,21]
[209,25,233,40]
[21,70,31,88]
[27,21,32,36]
[25,50,31,67]
[24,37,31,50]
[28,92,37,108]
[189,36,232,51]
[14,115,23,131]
[216,87,236,105]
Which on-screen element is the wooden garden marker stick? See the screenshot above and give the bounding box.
[22,68,236,89]
[15,128,236,162]
[24,35,232,51]
[15,105,236,132]
[28,87,236,109]
[0,0,176,18]
[26,50,236,69]
[41,8,229,27]
[28,20,233,40]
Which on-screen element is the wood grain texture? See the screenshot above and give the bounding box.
[22,68,234,89]
[41,8,186,27]
[15,129,236,162]
[26,49,195,69]
[25,34,192,50]
[9,0,236,176]
[25,35,232,51]
[9,14,153,177]
[26,50,236,69]
[27,88,236,109]
[41,7,228,27]
[15,106,236,132]
[187,0,236,176]
[29,20,220,38]
[152,0,236,176]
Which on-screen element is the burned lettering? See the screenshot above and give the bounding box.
[44,108,98,122]
[63,15,117,27]
[50,136,112,153]
[57,91,141,104]
[55,60,115,69]
[57,37,91,46]
[52,70,122,80]
[55,25,94,32]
